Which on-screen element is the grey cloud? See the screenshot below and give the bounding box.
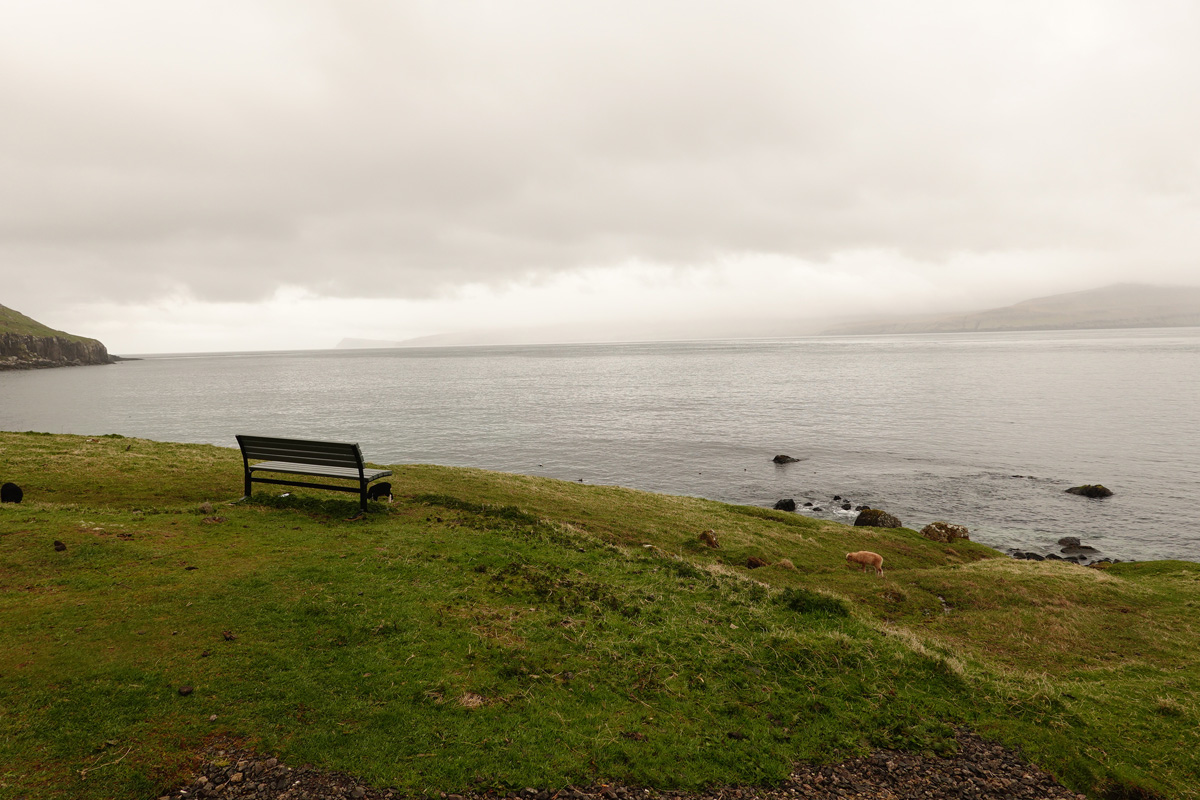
[3,1,1200,307]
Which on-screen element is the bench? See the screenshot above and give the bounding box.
[236,435,392,511]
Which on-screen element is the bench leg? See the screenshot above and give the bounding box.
[360,483,368,512]
[244,471,252,500]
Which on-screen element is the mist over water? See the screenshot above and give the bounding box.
[2,329,1197,563]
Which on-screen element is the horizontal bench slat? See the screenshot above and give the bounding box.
[244,450,362,469]
[238,435,361,452]
[248,461,391,481]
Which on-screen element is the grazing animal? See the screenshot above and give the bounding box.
[0,482,22,503]
[366,482,392,502]
[846,550,884,577]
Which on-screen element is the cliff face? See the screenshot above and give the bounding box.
[0,333,112,370]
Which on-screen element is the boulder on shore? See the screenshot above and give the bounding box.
[920,521,970,543]
[854,509,902,529]
[772,455,799,464]
[1066,484,1113,498]
[773,498,797,512]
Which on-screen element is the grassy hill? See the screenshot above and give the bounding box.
[1,432,1197,799]
[0,304,92,342]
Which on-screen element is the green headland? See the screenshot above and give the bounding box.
[0,432,1196,798]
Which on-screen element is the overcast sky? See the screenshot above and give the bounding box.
[3,1,1199,353]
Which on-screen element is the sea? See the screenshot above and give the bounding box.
[2,328,1198,564]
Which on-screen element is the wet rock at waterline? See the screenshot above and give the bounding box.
[1066,484,1113,498]
[773,498,797,512]
[772,454,799,464]
[920,521,971,544]
[854,509,902,529]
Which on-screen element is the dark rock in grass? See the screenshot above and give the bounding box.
[746,556,768,569]
[53,540,66,552]
[1066,484,1113,498]
[1057,536,1081,547]
[773,498,797,511]
[178,685,194,696]
[854,509,902,528]
[0,482,22,503]
[921,521,971,543]
[698,530,720,549]
[772,454,799,464]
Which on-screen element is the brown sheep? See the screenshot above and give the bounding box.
[846,550,884,577]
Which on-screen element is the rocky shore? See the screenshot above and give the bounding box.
[0,332,112,370]
[157,728,1085,800]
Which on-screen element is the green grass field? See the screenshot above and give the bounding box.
[1,432,1196,799]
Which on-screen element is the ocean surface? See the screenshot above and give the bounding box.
[2,328,1198,563]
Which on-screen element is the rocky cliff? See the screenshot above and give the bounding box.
[0,303,113,370]
[0,333,112,370]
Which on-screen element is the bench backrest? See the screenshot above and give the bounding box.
[236,435,366,471]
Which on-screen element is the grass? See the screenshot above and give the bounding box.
[0,306,95,343]
[1,431,1197,799]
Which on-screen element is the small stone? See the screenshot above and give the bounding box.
[54,540,67,552]
[209,714,218,721]
[230,771,243,783]
[178,685,194,696]
[772,454,799,464]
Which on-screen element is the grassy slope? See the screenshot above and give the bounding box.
[0,305,94,343]
[0,432,1196,799]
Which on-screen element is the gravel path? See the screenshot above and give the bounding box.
[157,728,1086,800]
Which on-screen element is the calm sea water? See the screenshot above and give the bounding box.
[2,329,1198,563]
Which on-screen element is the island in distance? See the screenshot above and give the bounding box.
[821,283,1200,336]
[337,283,1200,349]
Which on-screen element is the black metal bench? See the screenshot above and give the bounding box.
[236,435,392,511]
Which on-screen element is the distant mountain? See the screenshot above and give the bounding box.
[0,303,112,370]
[822,284,1200,336]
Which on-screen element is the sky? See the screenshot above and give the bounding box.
[2,1,1199,353]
